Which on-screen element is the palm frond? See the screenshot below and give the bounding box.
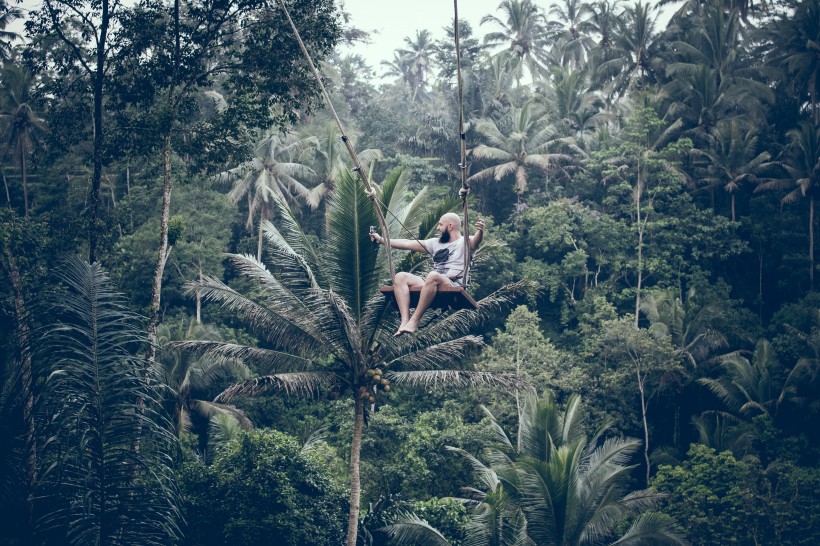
[387,370,532,392]
[609,512,687,545]
[380,511,452,546]
[215,372,339,403]
[325,171,382,322]
[168,340,318,373]
[385,336,484,370]
[34,256,180,545]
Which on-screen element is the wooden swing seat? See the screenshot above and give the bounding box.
[379,284,478,310]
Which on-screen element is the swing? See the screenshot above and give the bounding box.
[278,0,479,312]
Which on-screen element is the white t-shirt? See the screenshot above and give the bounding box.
[422,236,468,283]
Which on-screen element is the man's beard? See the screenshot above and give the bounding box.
[439,230,451,243]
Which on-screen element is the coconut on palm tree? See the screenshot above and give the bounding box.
[177,170,532,546]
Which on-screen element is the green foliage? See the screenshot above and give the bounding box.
[179,428,347,546]
[437,393,685,546]
[479,305,589,407]
[34,256,180,545]
[652,444,820,546]
[361,401,494,502]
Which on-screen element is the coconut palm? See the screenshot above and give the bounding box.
[481,0,549,83]
[541,65,608,144]
[699,339,808,421]
[35,257,180,545]
[301,121,382,191]
[400,29,436,102]
[766,0,820,122]
[0,63,46,217]
[756,120,820,290]
[469,101,577,199]
[596,1,663,102]
[215,131,322,261]
[547,0,594,68]
[640,287,728,370]
[175,170,532,546]
[385,393,685,545]
[661,5,772,139]
[0,2,22,61]
[156,317,252,437]
[692,120,777,222]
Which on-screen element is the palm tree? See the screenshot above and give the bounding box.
[469,101,576,199]
[766,0,820,123]
[301,121,381,191]
[547,0,594,68]
[640,287,728,370]
[35,256,180,545]
[542,65,608,144]
[661,5,772,144]
[756,120,820,290]
[385,393,685,545]
[481,0,549,83]
[0,63,46,217]
[215,131,322,261]
[699,339,807,421]
[176,171,531,546]
[156,317,252,437]
[596,1,663,102]
[0,1,22,61]
[400,29,436,102]
[692,120,777,222]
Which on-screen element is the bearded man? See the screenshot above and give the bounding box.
[370,213,485,335]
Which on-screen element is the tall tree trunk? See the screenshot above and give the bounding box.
[634,362,650,485]
[19,144,28,217]
[196,260,203,324]
[147,134,173,364]
[731,191,735,223]
[2,245,36,529]
[88,0,110,264]
[634,192,643,329]
[346,398,365,546]
[810,195,815,291]
[3,171,10,208]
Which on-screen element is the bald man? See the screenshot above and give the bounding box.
[371,213,485,335]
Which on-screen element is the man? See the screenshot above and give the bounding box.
[370,212,485,335]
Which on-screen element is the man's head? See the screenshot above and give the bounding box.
[437,213,462,243]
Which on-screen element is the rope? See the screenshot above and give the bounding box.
[276,0,395,280]
[453,0,472,287]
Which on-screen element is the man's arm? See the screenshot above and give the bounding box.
[469,218,485,251]
[370,233,427,253]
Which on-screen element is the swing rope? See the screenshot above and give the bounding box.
[453,0,472,287]
[279,0,474,287]
[276,0,396,279]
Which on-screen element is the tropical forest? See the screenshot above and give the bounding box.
[1,0,819,544]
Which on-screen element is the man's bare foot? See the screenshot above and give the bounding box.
[394,323,409,337]
[398,321,418,334]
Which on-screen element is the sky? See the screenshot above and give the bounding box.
[338,0,500,72]
[338,0,676,78]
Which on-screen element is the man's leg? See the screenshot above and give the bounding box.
[400,272,449,334]
[393,272,424,334]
